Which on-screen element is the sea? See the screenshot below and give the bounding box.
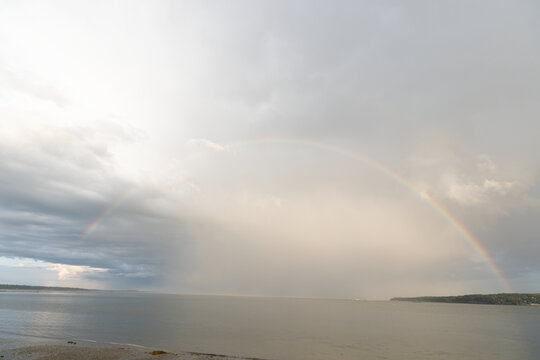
[0,291,539,360]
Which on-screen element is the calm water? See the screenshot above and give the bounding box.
[0,292,539,360]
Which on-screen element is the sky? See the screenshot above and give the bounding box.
[0,0,539,299]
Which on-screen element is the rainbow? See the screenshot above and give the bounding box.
[79,136,513,292]
[226,137,513,292]
[419,192,513,292]
[79,192,131,241]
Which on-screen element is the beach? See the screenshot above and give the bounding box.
[1,343,259,360]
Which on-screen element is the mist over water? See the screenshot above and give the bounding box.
[1,292,539,360]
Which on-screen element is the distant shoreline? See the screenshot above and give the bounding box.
[2,285,539,306]
[391,293,540,306]
[0,284,90,292]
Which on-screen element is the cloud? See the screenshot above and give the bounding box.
[15,261,107,280]
[0,121,192,290]
[0,1,539,297]
[445,177,517,206]
[185,139,228,152]
[483,179,516,195]
[15,263,41,269]
[410,150,527,210]
[46,264,107,280]
[439,155,519,207]
[0,61,68,107]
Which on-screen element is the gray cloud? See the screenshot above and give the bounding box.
[0,124,194,289]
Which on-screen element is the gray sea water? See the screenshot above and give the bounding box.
[0,291,539,360]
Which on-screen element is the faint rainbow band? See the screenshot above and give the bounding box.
[79,192,130,242]
[228,137,513,293]
[79,136,513,292]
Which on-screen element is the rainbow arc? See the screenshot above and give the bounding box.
[80,137,513,292]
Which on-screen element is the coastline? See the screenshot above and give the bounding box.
[0,342,263,360]
[391,293,540,306]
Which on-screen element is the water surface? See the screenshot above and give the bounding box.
[0,291,538,359]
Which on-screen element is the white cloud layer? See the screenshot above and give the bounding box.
[185,139,228,152]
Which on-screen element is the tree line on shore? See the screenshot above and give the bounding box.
[391,293,540,305]
[0,284,88,291]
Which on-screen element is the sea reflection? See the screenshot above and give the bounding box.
[0,292,539,360]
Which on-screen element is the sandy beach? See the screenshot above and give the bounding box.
[0,344,261,360]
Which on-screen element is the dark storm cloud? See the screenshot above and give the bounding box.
[0,125,192,288]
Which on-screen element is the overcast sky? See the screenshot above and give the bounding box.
[1,0,539,299]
